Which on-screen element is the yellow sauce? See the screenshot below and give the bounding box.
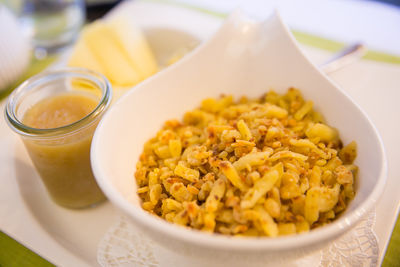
[23,94,97,129]
[22,94,106,208]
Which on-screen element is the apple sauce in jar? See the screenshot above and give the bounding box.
[5,69,112,209]
[22,94,106,208]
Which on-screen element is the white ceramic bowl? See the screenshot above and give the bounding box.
[91,12,387,267]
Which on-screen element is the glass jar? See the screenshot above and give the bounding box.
[5,68,112,209]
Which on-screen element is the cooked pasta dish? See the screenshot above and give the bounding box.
[134,88,357,237]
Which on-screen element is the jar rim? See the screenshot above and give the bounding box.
[5,67,112,138]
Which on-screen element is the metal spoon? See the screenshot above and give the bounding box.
[319,43,367,74]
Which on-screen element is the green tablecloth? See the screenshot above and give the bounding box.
[0,231,54,267]
[383,216,400,267]
[0,1,399,266]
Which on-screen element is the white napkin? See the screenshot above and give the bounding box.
[0,5,30,91]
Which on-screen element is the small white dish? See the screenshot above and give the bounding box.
[91,10,387,267]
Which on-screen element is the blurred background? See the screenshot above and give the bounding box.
[84,0,400,21]
[63,0,400,57]
[1,0,399,96]
[3,0,399,54]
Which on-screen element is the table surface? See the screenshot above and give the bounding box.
[0,0,399,266]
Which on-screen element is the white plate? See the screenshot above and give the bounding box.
[1,1,399,266]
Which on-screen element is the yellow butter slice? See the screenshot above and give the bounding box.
[108,17,158,79]
[82,21,141,87]
[68,34,104,75]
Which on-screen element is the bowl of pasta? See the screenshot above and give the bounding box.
[91,11,387,266]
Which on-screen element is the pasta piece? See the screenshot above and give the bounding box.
[149,184,162,205]
[233,151,272,171]
[289,138,317,149]
[154,145,171,159]
[241,169,280,209]
[219,161,247,191]
[339,141,357,164]
[203,212,216,232]
[216,209,235,224]
[237,119,253,141]
[264,198,280,218]
[169,139,182,157]
[306,123,338,143]
[265,105,288,119]
[295,221,310,233]
[278,223,296,236]
[305,187,320,224]
[170,182,192,202]
[269,151,308,162]
[254,205,278,237]
[174,162,199,182]
[305,184,340,224]
[205,177,226,212]
[334,165,354,184]
[137,186,149,194]
[162,198,183,213]
[309,166,322,188]
[294,101,313,121]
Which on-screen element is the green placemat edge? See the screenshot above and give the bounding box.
[292,31,400,64]
[0,55,58,101]
[144,0,227,18]
[0,231,55,267]
[382,212,400,267]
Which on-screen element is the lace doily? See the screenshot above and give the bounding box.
[320,211,378,267]
[98,210,378,267]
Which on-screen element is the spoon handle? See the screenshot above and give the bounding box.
[319,43,367,74]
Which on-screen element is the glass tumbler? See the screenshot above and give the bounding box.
[5,68,112,209]
[17,0,85,55]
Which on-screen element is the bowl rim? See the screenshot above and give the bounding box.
[91,11,388,251]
